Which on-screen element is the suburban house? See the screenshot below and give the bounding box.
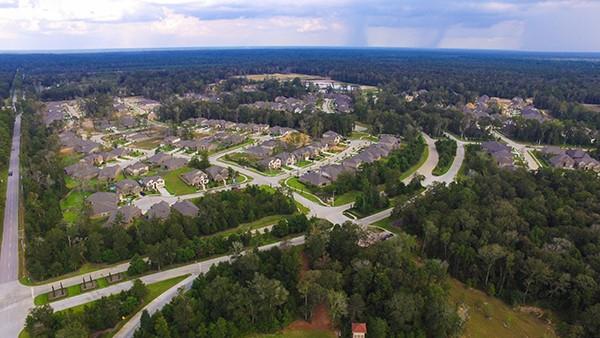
[83,153,104,166]
[379,134,400,148]
[65,162,99,180]
[125,162,149,176]
[139,176,165,191]
[147,152,172,166]
[106,205,142,227]
[275,152,297,166]
[322,130,343,145]
[205,165,229,185]
[269,126,295,136]
[98,165,122,181]
[172,200,199,217]
[196,138,219,152]
[181,169,210,190]
[543,147,600,171]
[161,157,189,171]
[162,136,181,146]
[259,157,282,170]
[320,164,353,181]
[351,323,367,338]
[86,192,118,218]
[147,201,171,220]
[481,141,515,169]
[115,179,142,199]
[550,153,575,169]
[299,171,331,187]
[246,145,273,158]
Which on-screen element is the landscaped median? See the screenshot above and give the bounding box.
[282,176,328,205]
[432,137,457,176]
[20,275,190,338]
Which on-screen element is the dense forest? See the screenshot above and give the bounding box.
[395,147,600,337]
[11,49,600,140]
[136,223,461,338]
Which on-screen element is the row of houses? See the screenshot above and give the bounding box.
[86,191,200,226]
[542,146,600,171]
[59,131,102,154]
[65,162,123,181]
[299,134,400,187]
[242,96,317,114]
[183,117,270,134]
[162,132,246,153]
[180,166,230,190]
[245,130,344,170]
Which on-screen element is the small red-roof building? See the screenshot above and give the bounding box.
[351,323,367,338]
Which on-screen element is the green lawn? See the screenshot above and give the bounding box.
[60,153,84,167]
[449,279,558,338]
[349,131,378,142]
[295,201,310,214]
[296,160,312,168]
[163,167,197,195]
[284,177,325,205]
[34,277,110,305]
[399,142,429,181]
[432,138,457,176]
[372,217,402,235]
[20,261,125,286]
[60,190,89,224]
[531,150,549,168]
[332,190,360,206]
[216,214,288,237]
[249,330,335,338]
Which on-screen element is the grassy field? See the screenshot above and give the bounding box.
[296,160,312,168]
[216,214,287,237]
[132,138,162,149]
[449,279,558,338]
[248,330,335,338]
[284,177,325,205]
[60,190,89,224]
[372,217,402,235]
[349,131,378,142]
[399,143,429,181]
[332,190,360,206]
[295,201,310,214]
[20,261,125,286]
[163,167,197,195]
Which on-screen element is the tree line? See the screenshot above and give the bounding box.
[136,222,462,338]
[395,147,600,337]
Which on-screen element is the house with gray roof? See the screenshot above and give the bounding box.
[259,157,282,171]
[205,165,229,184]
[181,169,209,190]
[125,162,149,176]
[299,171,331,187]
[98,165,122,181]
[106,205,142,227]
[172,200,199,218]
[139,176,165,191]
[550,153,575,169]
[115,179,142,199]
[86,192,118,218]
[275,152,297,166]
[161,157,189,171]
[322,130,343,145]
[65,162,99,180]
[147,152,172,166]
[147,201,171,220]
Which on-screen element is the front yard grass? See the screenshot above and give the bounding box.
[284,177,325,205]
[60,190,90,224]
[163,167,197,195]
[332,190,360,206]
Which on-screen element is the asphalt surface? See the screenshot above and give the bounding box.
[0,92,22,284]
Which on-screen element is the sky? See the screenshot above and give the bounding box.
[0,0,599,52]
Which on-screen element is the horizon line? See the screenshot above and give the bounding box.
[1,46,600,56]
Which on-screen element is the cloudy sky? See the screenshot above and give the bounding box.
[1,0,599,52]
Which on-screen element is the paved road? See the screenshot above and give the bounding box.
[0,91,22,284]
